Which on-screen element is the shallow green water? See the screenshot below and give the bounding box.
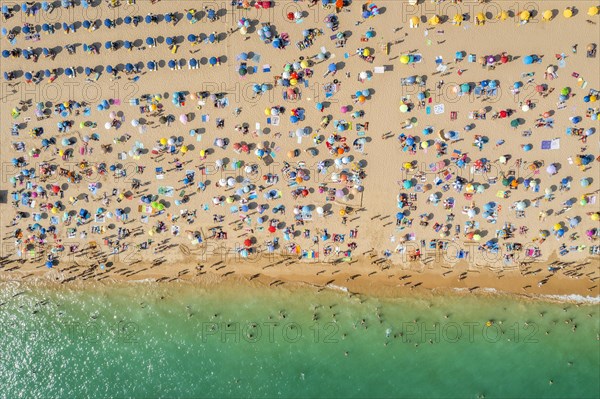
[1,282,598,399]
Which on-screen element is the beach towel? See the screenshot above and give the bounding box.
[262,65,271,72]
[201,115,209,122]
[433,104,445,114]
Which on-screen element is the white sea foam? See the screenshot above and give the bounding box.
[326,284,349,293]
[540,294,600,304]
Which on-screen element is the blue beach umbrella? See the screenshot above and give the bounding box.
[188,34,197,42]
[146,37,154,45]
[123,40,131,49]
[65,67,73,76]
[124,16,132,24]
[328,63,337,72]
[209,57,218,65]
[168,60,176,68]
[523,55,533,65]
[104,18,112,27]
[106,65,113,73]
[125,63,133,72]
[2,50,10,58]
[104,41,112,49]
[166,37,173,45]
[189,58,197,67]
[85,67,91,75]
[145,15,152,24]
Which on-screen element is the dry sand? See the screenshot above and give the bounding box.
[1,1,599,300]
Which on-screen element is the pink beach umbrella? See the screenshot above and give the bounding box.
[179,114,188,124]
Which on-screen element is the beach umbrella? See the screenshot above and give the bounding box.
[453,14,463,24]
[399,104,409,113]
[2,50,10,58]
[168,60,176,69]
[403,180,412,189]
[563,8,573,18]
[106,65,113,74]
[523,55,533,65]
[146,37,154,45]
[124,16,132,24]
[125,63,133,72]
[328,63,337,72]
[460,83,470,93]
[429,15,440,25]
[65,68,73,77]
[591,213,600,221]
[520,10,531,21]
[316,102,324,111]
[542,10,553,21]
[546,164,557,175]
[409,16,419,27]
[580,178,590,187]
[209,57,218,66]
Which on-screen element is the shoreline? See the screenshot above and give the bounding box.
[2,255,598,304]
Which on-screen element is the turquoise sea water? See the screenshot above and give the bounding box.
[1,282,598,399]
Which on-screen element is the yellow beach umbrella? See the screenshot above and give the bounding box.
[542,10,553,21]
[563,8,573,18]
[180,145,188,154]
[409,16,419,27]
[588,6,599,16]
[591,213,600,221]
[363,48,370,57]
[497,10,509,21]
[473,234,481,242]
[428,15,440,25]
[520,10,530,21]
[159,138,167,145]
[264,107,271,116]
[400,55,410,64]
[403,162,412,170]
[553,223,562,231]
[453,14,463,24]
[476,12,485,22]
[300,60,309,69]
